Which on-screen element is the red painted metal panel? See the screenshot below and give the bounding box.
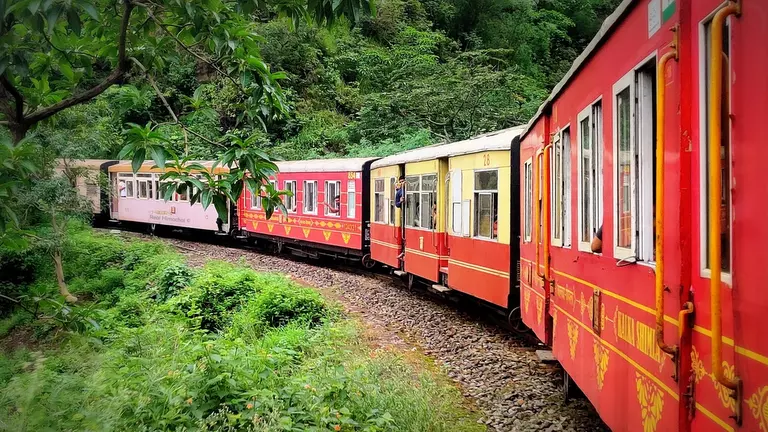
[239,170,365,251]
[446,235,510,308]
[403,228,443,282]
[370,222,401,268]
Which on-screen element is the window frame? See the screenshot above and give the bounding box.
[698,13,733,283]
[324,180,341,217]
[284,180,297,213]
[551,125,572,248]
[374,178,385,223]
[523,158,533,242]
[388,177,396,225]
[118,173,135,199]
[347,180,356,219]
[473,169,498,241]
[612,71,637,260]
[404,173,437,231]
[303,180,318,215]
[136,173,152,200]
[250,184,262,210]
[577,98,604,253]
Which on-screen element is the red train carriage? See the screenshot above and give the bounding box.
[238,158,377,265]
[518,1,767,431]
[370,127,525,312]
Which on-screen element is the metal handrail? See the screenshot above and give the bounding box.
[534,149,544,279]
[542,144,553,287]
[655,36,680,357]
[709,1,741,393]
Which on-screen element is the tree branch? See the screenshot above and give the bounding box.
[138,5,246,94]
[23,1,135,126]
[1,75,24,122]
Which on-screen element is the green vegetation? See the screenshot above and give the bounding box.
[0,227,482,431]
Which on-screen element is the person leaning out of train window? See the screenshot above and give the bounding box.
[493,215,498,239]
[323,195,341,214]
[119,180,126,198]
[430,202,437,229]
[395,176,405,208]
[591,225,603,253]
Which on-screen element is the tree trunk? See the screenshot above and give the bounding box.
[9,122,29,145]
[53,249,78,303]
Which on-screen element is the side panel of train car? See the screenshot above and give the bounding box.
[518,1,768,431]
[108,162,229,232]
[369,164,403,268]
[55,160,116,220]
[445,144,519,308]
[239,159,376,257]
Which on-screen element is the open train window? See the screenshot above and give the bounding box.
[474,170,498,240]
[374,179,385,223]
[524,158,533,242]
[251,187,262,210]
[136,174,152,199]
[552,126,571,247]
[612,56,657,263]
[700,16,732,278]
[347,180,356,219]
[284,180,297,213]
[404,174,436,229]
[303,180,317,214]
[118,173,134,199]
[324,181,341,216]
[577,99,604,252]
[388,177,396,225]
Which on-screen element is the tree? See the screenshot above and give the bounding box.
[0,0,374,232]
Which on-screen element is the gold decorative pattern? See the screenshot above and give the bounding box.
[323,231,332,241]
[593,340,609,390]
[587,295,594,324]
[567,320,579,360]
[690,346,707,384]
[284,226,292,235]
[252,221,259,230]
[302,228,311,238]
[636,371,664,432]
[600,303,607,332]
[613,306,619,341]
[536,297,544,326]
[747,386,768,432]
[342,233,351,244]
[524,289,531,314]
[712,361,737,413]
[580,292,588,318]
[267,223,274,232]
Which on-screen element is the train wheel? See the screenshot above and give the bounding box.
[507,307,527,334]
[361,253,376,269]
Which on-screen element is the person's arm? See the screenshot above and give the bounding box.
[591,226,603,253]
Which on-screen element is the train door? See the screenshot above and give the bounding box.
[109,171,119,219]
[687,2,768,431]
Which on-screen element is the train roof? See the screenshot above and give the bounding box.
[275,157,378,173]
[370,125,526,169]
[56,159,114,169]
[108,160,230,174]
[520,0,633,140]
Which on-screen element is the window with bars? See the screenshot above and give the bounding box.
[578,100,604,251]
[405,174,436,229]
[524,159,533,242]
[303,181,317,214]
[347,180,356,219]
[552,127,572,247]
[284,180,297,212]
[374,179,385,222]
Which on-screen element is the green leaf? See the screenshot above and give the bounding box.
[59,59,74,81]
[45,5,60,33]
[212,195,228,221]
[66,9,81,35]
[28,0,41,14]
[117,143,135,159]
[79,2,98,20]
[131,148,146,173]
[150,147,166,170]
[201,189,212,209]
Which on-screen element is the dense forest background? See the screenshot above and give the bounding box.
[23,0,621,161]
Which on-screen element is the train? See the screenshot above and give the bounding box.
[63,1,766,431]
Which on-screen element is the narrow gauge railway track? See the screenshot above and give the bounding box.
[107,225,607,432]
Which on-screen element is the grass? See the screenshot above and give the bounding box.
[0,227,483,431]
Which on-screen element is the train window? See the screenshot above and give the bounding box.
[374,179,385,223]
[611,59,657,262]
[474,170,498,240]
[421,175,437,229]
[388,177,396,225]
[136,174,152,199]
[303,180,317,214]
[450,170,462,235]
[405,176,420,227]
[154,179,161,200]
[551,127,572,247]
[251,187,262,210]
[701,18,732,275]
[177,185,189,202]
[578,100,604,252]
[324,181,341,216]
[118,174,134,199]
[347,180,356,219]
[284,181,297,212]
[524,159,533,242]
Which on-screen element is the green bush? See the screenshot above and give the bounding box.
[169,261,261,331]
[250,282,327,328]
[156,262,195,301]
